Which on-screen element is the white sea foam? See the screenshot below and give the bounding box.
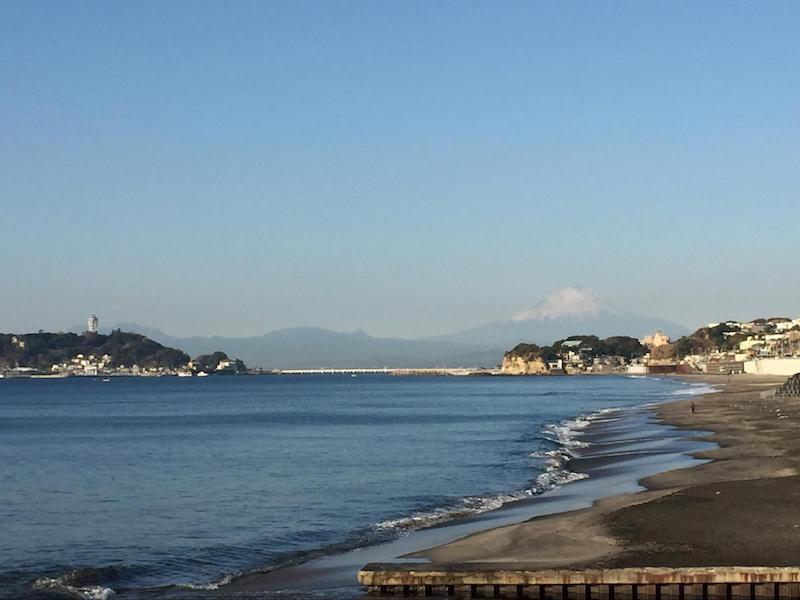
[529,449,568,470]
[373,409,606,534]
[541,409,617,449]
[627,375,721,398]
[373,488,539,532]
[176,574,233,591]
[33,575,115,600]
[536,469,589,488]
[543,422,589,450]
[669,384,720,397]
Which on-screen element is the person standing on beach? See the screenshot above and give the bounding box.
[691,400,696,414]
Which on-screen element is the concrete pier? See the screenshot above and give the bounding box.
[358,564,800,599]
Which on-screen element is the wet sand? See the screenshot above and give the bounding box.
[410,374,800,568]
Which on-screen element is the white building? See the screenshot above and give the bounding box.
[87,314,98,334]
[775,318,800,333]
[739,337,765,352]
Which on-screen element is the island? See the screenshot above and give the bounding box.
[0,330,247,378]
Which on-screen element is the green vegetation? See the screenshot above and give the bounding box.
[663,323,746,359]
[192,351,230,372]
[506,335,646,360]
[0,330,189,370]
[505,342,547,360]
[192,351,247,373]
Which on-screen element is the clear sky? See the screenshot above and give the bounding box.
[2,1,799,338]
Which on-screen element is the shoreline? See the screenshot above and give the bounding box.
[406,373,794,569]
[218,377,717,596]
[6,375,708,600]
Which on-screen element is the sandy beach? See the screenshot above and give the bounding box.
[408,374,800,569]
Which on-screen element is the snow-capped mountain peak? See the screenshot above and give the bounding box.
[512,287,616,321]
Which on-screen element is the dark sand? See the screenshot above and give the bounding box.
[410,374,800,568]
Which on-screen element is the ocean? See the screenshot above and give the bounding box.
[0,375,715,599]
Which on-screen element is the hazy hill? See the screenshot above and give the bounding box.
[111,324,504,370]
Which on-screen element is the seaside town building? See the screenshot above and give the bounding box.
[632,316,800,376]
[87,314,98,334]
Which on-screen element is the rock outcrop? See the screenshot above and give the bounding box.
[501,354,548,375]
[501,343,550,375]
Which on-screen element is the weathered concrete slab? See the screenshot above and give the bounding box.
[359,564,800,598]
[360,564,800,585]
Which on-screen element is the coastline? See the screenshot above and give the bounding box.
[406,373,794,569]
[218,377,717,597]
[27,375,767,599]
[4,375,711,600]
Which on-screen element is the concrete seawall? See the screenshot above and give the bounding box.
[359,564,800,598]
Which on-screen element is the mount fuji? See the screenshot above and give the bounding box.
[433,287,688,348]
[82,287,687,368]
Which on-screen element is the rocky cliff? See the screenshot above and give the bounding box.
[501,343,550,375]
[501,354,548,375]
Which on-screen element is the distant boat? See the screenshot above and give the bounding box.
[351,374,358,378]
[196,372,209,377]
[102,378,111,382]
[177,372,193,378]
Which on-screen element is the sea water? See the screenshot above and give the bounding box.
[0,375,713,599]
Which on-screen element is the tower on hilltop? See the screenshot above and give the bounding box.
[87,314,98,334]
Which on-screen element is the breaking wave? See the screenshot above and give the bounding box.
[174,574,233,591]
[626,375,721,398]
[33,571,115,600]
[668,384,720,397]
[372,409,610,534]
[14,384,678,597]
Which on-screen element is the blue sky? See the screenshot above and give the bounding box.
[2,1,799,337]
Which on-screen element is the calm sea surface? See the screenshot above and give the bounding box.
[0,375,711,599]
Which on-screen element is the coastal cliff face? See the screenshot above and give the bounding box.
[501,354,548,375]
[501,342,551,375]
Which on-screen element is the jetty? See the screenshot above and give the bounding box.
[358,564,800,599]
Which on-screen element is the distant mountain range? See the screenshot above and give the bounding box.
[79,287,687,369]
[430,287,688,347]
[105,325,503,370]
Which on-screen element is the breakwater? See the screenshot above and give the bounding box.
[775,373,800,397]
